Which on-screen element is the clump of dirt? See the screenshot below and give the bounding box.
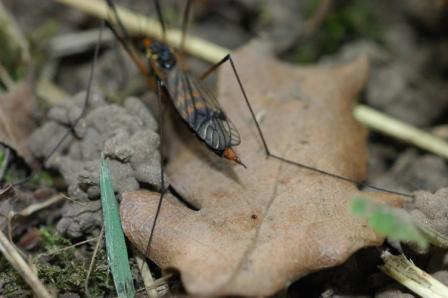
[28,90,164,237]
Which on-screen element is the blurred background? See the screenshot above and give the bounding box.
[1,0,448,297]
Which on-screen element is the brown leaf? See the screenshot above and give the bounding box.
[120,41,404,296]
[0,80,37,167]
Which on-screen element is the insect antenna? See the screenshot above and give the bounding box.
[105,0,151,80]
[153,0,167,42]
[105,0,131,42]
[180,0,193,54]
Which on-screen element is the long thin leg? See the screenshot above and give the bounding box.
[200,54,271,158]
[13,20,105,187]
[153,0,167,42]
[144,79,165,259]
[199,55,413,198]
[106,0,131,42]
[105,0,151,80]
[180,0,193,53]
[46,20,105,164]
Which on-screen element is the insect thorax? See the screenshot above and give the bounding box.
[147,40,176,70]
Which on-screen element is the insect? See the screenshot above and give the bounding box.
[103,0,251,258]
[106,0,245,167]
[101,0,414,264]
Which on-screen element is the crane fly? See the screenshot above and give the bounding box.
[143,38,245,167]
[103,0,252,259]
[105,0,244,168]
[102,0,415,263]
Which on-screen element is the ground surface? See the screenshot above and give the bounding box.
[1,0,448,297]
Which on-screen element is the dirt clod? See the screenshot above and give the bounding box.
[28,90,164,236]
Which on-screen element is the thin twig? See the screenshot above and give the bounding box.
[0,184,14,200]
[148,274,173,290]
[60,193,90,207]
[380,251,448,298]
[7,194,65,243]
[133,273,172,296]
[133,274,172,296]
[354,105,448,159]
[54,0,227,63]
[50,28,114,58]
[85,224,105,297]
[8,194,64,219]
[134,248,158,298]
[6,193,84,247]
[36,237,100,258]
[0,229,53,298]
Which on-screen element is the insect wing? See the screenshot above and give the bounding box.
[166,68,241,151]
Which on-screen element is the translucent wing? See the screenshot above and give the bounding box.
[165,67,241,151]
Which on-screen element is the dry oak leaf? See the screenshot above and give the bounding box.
[121,40,404,297]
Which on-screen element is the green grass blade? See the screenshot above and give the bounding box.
[100,155,135,298]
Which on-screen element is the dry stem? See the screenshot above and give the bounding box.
[354,105,448,159]
[0,229,53,298]
[380,251,448,298]
[54,0,227,63]
[134,249,159,298]
[85,225,105,297]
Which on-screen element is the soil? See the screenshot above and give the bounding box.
[1,0,448,297]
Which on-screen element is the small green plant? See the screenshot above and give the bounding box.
[36,227,114,296]
[0,227,114,296]
[0,255,28,297]
[39,226,72,250]
[350,197,428,249]
[30,171,54,188]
